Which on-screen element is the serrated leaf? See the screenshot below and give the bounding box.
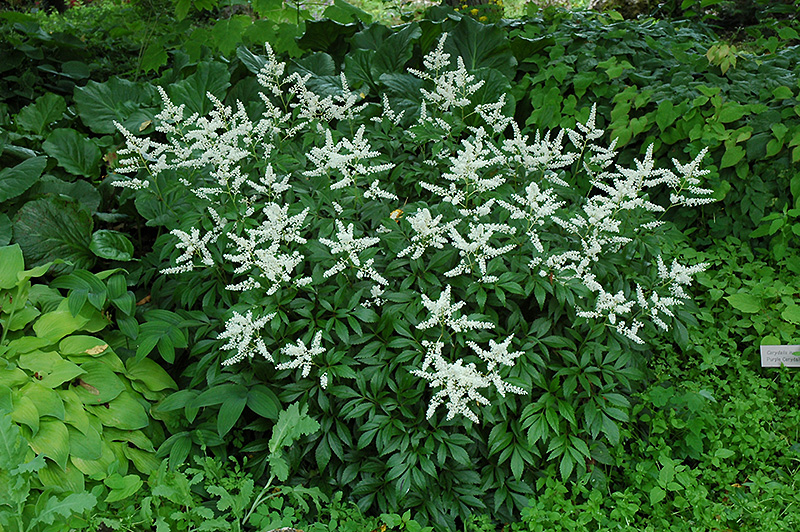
[29,492,96,526]
[211,15,252,55]
[269,402,320,455]
[650,486,666,505]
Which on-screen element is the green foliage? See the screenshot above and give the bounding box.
[0,410,97,532]
[1,1,800,530]
[0,244,176,493]
[507,9,800,249]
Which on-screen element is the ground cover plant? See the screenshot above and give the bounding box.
[1,0,799,530]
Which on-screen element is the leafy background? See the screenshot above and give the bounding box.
[1,0,799,530]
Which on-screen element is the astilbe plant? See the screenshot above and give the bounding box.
[112,34,714,528]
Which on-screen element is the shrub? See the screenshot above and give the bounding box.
[110,28,714,529]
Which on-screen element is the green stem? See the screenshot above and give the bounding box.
[242,474,275,526]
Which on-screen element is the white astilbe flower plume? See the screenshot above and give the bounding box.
[161,227,219,274]
[276,330,325,378]
[466,335,527,397]
[220,310,276,365]
[445,222,517,283]
[411,341,491,424]
[398,208,458,260]
[409,35,484,112]
[416,285,493,332]
[320,220,382,279]
[304,126,394,190]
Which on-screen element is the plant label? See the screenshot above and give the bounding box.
[760,345,800,367]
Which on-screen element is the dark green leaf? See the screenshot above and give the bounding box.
[0,156,47,203]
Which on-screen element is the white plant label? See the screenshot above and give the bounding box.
[760,345,800,368]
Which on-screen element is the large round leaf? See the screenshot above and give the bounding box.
[42,128,102,179]
[445,16,517,80]
[16,93,67,135]
[13,196,95,273]
[167,61,231,117]
[74,77,158,135]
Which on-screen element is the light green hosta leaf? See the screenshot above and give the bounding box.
[16,93,67,135]
[67,423,102,460]
[123,445,160,475]
[62,388,90,435]
[5,305,40,331]
[0,244,25,289]
[34,310,90,343]
[29,418,70,469]
[125,357,177,393]
[72,360,125,405]
[104,473,143,503]
[11,394,39,436]
[104,427,155,452]
[74,77,158,135]
[13,196,94,273]
[42,128,102,179]
[0,156,47,203]
[18,350,85,388]
[20,381,64,420]
[88,391,149,430]
[725,293,761,313]
[71,441,116,477]
[38,460,86,496]
[60,335,110,356]
[89,230,134,261]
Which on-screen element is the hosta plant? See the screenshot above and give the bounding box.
[113,34,714,528]
[0,244,177,494]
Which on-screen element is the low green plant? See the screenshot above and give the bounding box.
[0,409,97,532]
[0,243,176,493]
